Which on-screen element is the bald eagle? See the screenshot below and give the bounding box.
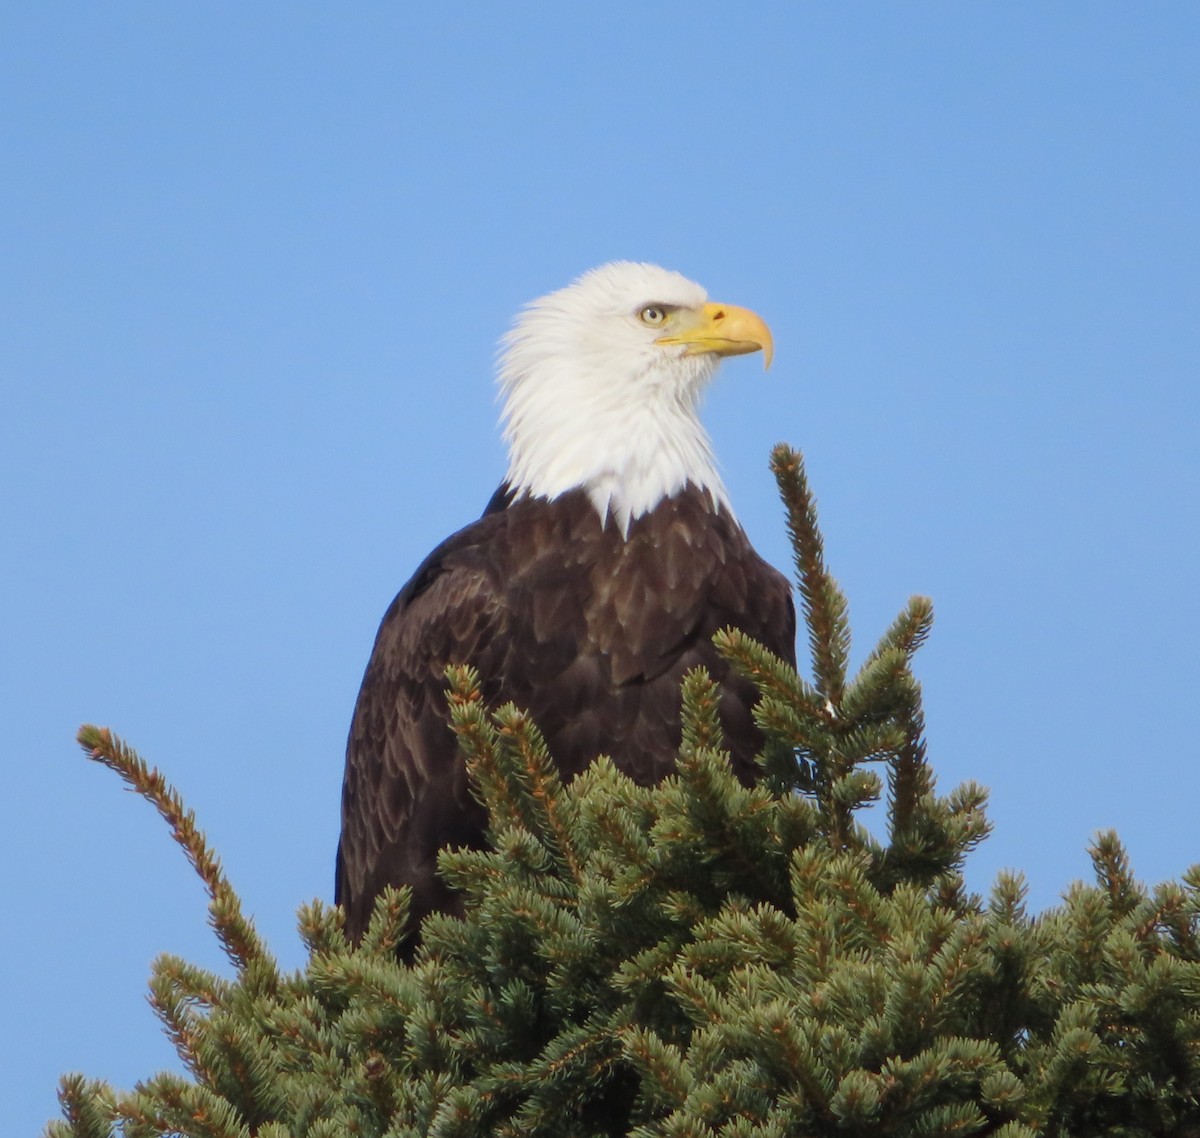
[336,262,796,945]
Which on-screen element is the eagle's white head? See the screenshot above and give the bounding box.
[498,261,773,535]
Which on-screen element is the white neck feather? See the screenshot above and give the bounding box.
[497,264,733,537]
[500,345,731,537]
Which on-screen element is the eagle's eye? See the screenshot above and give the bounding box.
[638,306,668,326]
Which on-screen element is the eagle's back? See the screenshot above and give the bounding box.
[336,484,795,943]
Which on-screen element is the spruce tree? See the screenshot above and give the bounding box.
[47,445,1200,1138]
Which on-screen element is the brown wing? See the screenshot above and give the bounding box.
[337,486,797,944]
[336,518,510,943]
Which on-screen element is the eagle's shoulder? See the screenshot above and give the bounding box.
[337,492,515,929]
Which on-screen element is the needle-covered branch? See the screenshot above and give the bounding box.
[50,447,1200,1138]
[76,726,269,973]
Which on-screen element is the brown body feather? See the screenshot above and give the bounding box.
[336,483,796,943]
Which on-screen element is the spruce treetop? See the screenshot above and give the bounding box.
[49,446,1200,1138]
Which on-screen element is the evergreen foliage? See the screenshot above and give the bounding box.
[49,445,1200,1138]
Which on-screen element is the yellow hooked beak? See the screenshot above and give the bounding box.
[656,301,774,369]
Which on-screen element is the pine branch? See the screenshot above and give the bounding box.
[1090,830,1143,920]
[115,1076,250,1138]
[770,443,851,705]
[49,1077,115,1138]
[887,690,933,842]
[359,885,415,958]
[76,725,268,973]
[147,959,220,1084]
[678,667,726,756]
[856,594,935,677]
[296,898,350,959]
[493,704,583,883]
[713,626,828,719]
[446,664,526,832]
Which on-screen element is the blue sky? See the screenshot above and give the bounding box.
[4,5,1198,1132]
